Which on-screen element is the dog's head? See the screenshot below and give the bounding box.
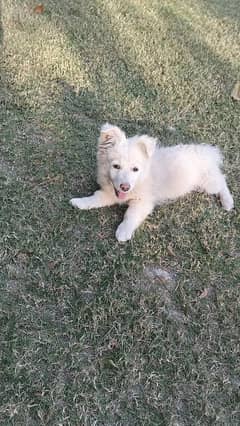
[98,123,156,200]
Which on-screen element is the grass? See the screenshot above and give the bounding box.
[0,0,239,424]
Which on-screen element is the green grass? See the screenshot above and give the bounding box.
[1,0,240,424]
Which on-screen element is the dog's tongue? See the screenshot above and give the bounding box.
[117,190,127,200]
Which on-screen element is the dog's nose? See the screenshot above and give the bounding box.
[120,183,130,192]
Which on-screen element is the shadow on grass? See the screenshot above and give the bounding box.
[197,0,240,23]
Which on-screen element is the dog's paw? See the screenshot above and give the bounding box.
[115,223,133,242]
[70,198,89,210]
[223,200,234,211]
[220,193,234,211]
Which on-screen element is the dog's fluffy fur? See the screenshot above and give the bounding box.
[70,123,234,241]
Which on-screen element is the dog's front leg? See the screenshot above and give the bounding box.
[116,200,153,242]
[70,190,115,210]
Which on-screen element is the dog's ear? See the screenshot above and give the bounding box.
[99,123,126,148]
[137,135,156,158]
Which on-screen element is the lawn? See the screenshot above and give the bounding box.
[0,0,239,424]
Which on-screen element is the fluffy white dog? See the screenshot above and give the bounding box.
[70,123,234,242]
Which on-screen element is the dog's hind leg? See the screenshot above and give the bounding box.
[219,182,234,211]
[202,173,234,211]
[70,190,115,210]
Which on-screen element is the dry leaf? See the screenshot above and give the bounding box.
[108,339,118,350]
[34,4,44,14]
[231,82,240,101]
[48,261,58,271]
[199,288,210,299]
[167,244,176,257]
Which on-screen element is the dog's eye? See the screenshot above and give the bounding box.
[113,164,121,169]
[132,167,139,172]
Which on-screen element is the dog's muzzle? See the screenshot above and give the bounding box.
[114,186,130,200]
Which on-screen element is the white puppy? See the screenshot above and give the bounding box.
[70,123,234,242]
